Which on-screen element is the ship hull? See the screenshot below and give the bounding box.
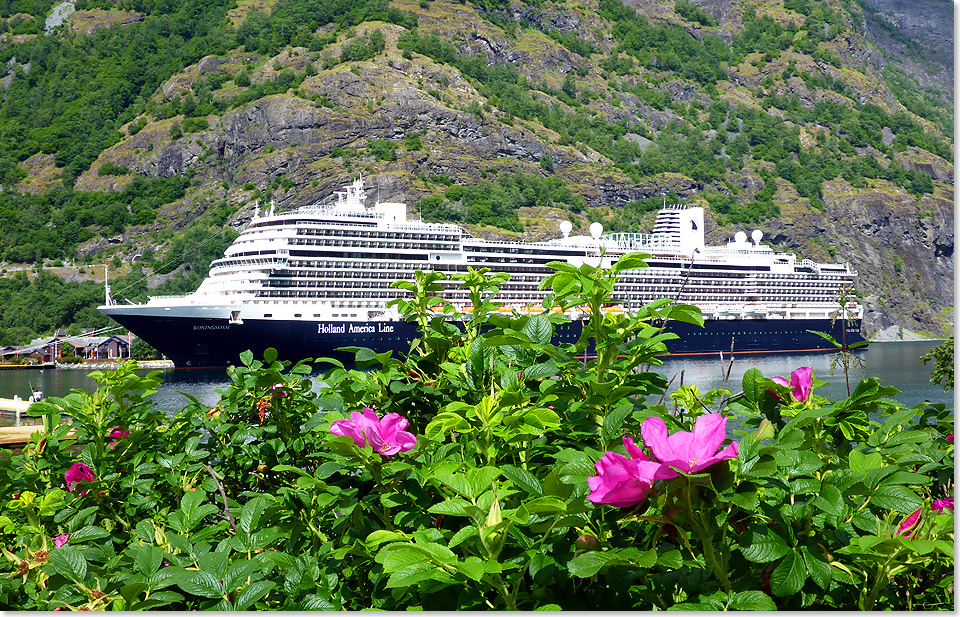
[103,307,866,368]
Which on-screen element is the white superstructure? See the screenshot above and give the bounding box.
[122,178,862,325]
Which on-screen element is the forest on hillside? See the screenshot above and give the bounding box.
[0,0,952,344]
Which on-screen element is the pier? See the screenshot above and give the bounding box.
[0,397,31,415]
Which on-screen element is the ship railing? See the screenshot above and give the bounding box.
[388,222,465,233]
[462,237,596,249]
[146,294,194,301]
[295,206,383,219]
[600,233,683,251]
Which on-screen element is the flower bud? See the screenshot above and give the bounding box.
[575,534,599,551]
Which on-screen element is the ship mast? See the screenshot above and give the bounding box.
[104,262,113,306]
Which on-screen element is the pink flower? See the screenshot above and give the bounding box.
[932,497,954,513]
[270,383,287,398]
[330,408,417,456]
[946,433,954,442]
[64,462,96,495]
[640,413,739,479]
[588,436,663,508]
[52,534,69,548]
[898,508,922,538]
[771,367,814,402]
[108,426,130,447]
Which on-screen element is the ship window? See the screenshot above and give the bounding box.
[264,314,272,317]
[294,313,302,317]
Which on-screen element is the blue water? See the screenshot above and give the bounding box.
[1,341,951,428]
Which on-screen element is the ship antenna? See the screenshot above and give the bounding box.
[104,262,112,306]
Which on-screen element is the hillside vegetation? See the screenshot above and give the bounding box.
[0,0,952,345]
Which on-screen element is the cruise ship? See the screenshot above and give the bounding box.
[99,178,866,367]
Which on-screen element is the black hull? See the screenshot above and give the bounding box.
[106,311,867,368]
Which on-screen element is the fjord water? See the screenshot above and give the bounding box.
[0,341,951,428]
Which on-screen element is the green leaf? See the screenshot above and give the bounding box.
[366,530,412,548]
[119,582,148,608]
[741,368,768,409]
[521,496,567,515]
[871,485,923,513]
[658,550,683,570]
[522,313,553,346]
[234,580,275,610]
[386,562,445,589]
[501,465,543,496]
[812,484,844,517]
[567,548,656,578]
[69,525,110,542]
[48,545,86,581]
[180,571,225,598]
[377,545,429,573]
[728,590,777,611]
[456,559,486,582]
[770,549,807,597]
[801,546,832,590]
[568,551,619,578]
[468,467,502,498]
[239,496,269,534]
[427,499,475,517]
[432,469,475,500]
[601,403,633,446]
[610,252,650,274]
[135,546,164,577]
[849,450,883,473]
[740,526,790,563]
[197,551,229,580]
[778,450,824,476]
[299,594,337,610]
[424,412,471,441]
[223,559,261,592]
[447,525,478,549]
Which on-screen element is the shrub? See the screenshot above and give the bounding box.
[0,262,952,610]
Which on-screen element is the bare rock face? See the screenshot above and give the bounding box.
[766,179,953,337]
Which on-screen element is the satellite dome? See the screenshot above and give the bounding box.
[734,231,748,244]
[559,220,573,236]
[751,229,763,244]
[589,222,603,239]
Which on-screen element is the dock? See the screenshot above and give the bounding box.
[0,397,32,415]
[0,425,75,447]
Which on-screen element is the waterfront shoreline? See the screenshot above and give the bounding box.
[55,360,175,370]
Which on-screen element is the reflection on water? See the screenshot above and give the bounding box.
[0,341,950,428]
[656,341,950,410]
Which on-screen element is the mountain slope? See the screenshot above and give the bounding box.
[1,0,953,340]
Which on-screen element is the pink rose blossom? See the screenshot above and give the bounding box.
[771,367,814,403]
[52,534,69,548]
[932,497,954,513]
[108,426,130,447]
[588,436,663,508]
[640,413,739,480]
[898,508,922,538]
[330,408,417,456]
[946,433,954,442]
[64,462,96,495]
